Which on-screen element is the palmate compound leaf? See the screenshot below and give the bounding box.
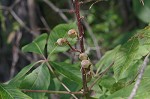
[20,63,50,99]
[47,23,77,58]
[0,83,32,99]
[22,33,48,55]
[96,26,150,82]
[50,62,82,85]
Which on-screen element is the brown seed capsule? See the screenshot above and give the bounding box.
[81,60,91,68]
[56,38,67,46]
[79,53,88,60]
[67,29,77,38]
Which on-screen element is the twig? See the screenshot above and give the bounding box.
[89,0,107,9]
[66,41,81,53]
[27,0,40,36]
[10,31,22,78]
[128,53,150,99]
[82,0,105,4]
[140,0,144,5]
[43,0,69,23]
[18,50,33,62]
[58,9,75,13]
[89,62,114,90]
[0,5,37,36]
[0,0,21,10]
[40,16,51,32]
[22,89,83,95]
[9,9,37,36]
[0,0,38,36]
[0,5,9,10]
[10,0,22,9]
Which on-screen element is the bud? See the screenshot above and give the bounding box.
[67,29,77,38]
[81,60,91,68]
[79,53,88,60]
[56,38,67,46]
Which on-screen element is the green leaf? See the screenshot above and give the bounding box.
[133,0,150,23]
[99,75,116,89]
[113,38,139,81]
[50,62,82,85]
[0,83,32,99]
[47,23,77,58]
[96,45,121,74]
[20,63,50,99]
[9,62,40,87]
[96,26,150,82]
[59,77,82,99]
[106,65,150,99]
[22,33,48,54]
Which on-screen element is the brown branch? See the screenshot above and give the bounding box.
[73,1,89,98]
[128,53,150,99]
[22,89,83,95]
[74,0,85,53]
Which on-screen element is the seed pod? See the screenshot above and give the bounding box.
[56,38,67,46]
[81,60,91,68]
[79,53,88,60]
[67,29,77,38]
